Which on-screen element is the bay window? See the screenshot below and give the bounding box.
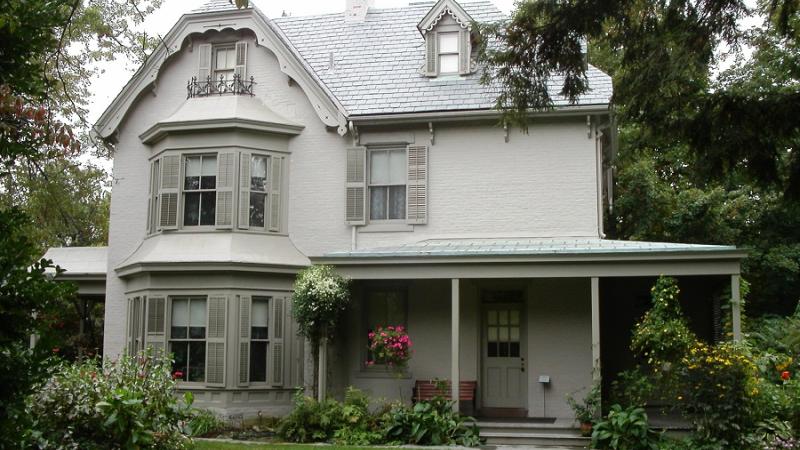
[248,155,269,229]
[183,155,217,226]
[249,296,270,382]
[170,296,207,382]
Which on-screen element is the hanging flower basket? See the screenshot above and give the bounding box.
[367,325,413,368]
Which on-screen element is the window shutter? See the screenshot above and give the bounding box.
[458,29,471,75]
[126,298,133,355]
[238,295,251,386]
[268,296,285,386]
[147,160,160,235]
[345,147,367,225]
[198,43,212,82]
[238,153,250,229]
[268,156,282,232]
[206,295,228,387]
[145,296,166,354]
[406,145,428,224]
[234,41,247,80]
[216,152,235,229]
[158,155,180,230]
[425,32,438,76]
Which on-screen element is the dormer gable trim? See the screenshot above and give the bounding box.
[417,0,474,35]
[94,7,348,142]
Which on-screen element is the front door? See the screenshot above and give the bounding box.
[481,293,527,414]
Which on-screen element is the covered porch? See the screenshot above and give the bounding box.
[315,238,745,421]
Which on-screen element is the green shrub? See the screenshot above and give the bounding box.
[277,390,345,443]
[184,407,225,437]
[382,397,482,446]
[591,404,660,450]
[23,351,192,449]
[332,387,383,445]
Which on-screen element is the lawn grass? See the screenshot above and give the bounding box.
[194,440,387,450]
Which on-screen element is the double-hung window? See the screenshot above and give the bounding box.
[365,288,408,364]
[170,296,207,382]
[213,45,236,81]
[183,155,217,227]
[368,148,406,221]
[438,32,459,74]
[249,296,270,382]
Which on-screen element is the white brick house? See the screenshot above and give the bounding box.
[46,0,745,427]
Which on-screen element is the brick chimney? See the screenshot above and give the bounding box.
[345,0,374,23]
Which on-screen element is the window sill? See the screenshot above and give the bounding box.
[355,366,412,379]
[360,223,413,233]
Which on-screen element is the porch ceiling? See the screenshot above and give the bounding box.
[313,237,746,279]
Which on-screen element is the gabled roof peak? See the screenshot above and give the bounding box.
[417,0,474,34]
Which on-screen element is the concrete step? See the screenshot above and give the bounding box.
[477,421,589,448]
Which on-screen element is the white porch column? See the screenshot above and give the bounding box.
[731,274,742,342]
[318,338,328,401]
[451,278,460,412]
[591,277,601,382]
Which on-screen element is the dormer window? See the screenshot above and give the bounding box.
[213,45,237,81]
[419,0,474,77]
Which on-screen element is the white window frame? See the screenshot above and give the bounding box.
[367,147,407,223]
[168,295,208,384]
[181,153,217,229]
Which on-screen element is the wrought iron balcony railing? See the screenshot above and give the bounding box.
[187,74,256,98]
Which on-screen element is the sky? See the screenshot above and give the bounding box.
[87,0,516,128]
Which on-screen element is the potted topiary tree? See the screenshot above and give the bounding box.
[291,264,350,401]
[567,382,600,436]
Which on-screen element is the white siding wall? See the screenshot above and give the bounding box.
[104,30,601,361]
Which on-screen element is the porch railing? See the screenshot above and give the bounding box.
[187,74,256,98]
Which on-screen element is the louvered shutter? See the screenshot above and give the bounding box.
[268,156,282,232]
[198,43,212,82]
[268,297,285,386]
[145,296,166,354]
[234,41,247,80]
[158,155,180,230]
[238,153,250,229]
[215,152,235,229]
[458,29,471,75]
[147,161,154,234]
[406,145,428,224]
[345,147,367,225]
[425,32,438,76]
[238,295,251,386]
[206,295,227,387]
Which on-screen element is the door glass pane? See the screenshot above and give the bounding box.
[510,326,520,342]
[487,342,498,357]
[510,342,520,357]
[499,310,509,325]
[488,310,497,325]
[488,326,498,341]
[369,186,387,220]
[251,155,268,191]
[249,192,266,228]
[499,327,509,342]
[199,192,215,226]
[388,185,406,219]
[510,310,520,325]
[499,342,509,357]
[370,151,389,184]
[389,150,406,184]
[439,32,458,53]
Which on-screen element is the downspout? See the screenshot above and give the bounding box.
[595,122,606,238]
[351,224,357,251]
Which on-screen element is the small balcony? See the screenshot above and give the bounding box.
[187,74,256,98]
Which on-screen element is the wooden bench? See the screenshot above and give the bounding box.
[413,379,477,413]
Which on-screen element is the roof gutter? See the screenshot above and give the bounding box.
[349,104,612,126]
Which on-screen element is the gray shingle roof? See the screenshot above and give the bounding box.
[191,0,242,14]
[323,238,741,259]
[43,247,108,277]
[271,1,613,116]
